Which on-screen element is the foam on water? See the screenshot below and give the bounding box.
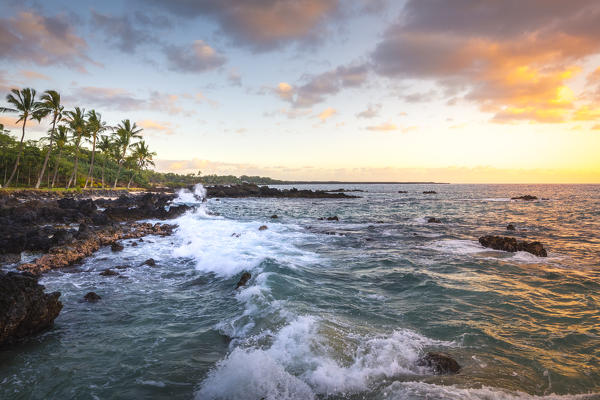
[197,316,456,399]
[381,381,600,400]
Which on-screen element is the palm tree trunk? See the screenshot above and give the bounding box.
[127,171,136,188]
[67,139,81,189]
[35,116,57,189]
[101,157,106,188]
[5,117,28,187]
[113,163,123,188]
[84,132,97,188]
[51,149,62,188]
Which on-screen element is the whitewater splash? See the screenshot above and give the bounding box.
[174,183,207,204]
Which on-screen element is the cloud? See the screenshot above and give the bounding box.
[164,40,226,72]
[20,70,51,80]
[0,11,91,69]
[228,68,242,86]
[371,0,600,123]
[67,86,188,114]
[138,119,175,135]
[318,107,336,121]
[91,11,153,52]
[366,122,397,131]
[145,0,340,51]
[275,63,369,108]
[356,103,381,118]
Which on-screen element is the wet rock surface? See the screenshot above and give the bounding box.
[418,352,461,375]
[0,271,63,346]
[83,292,101,302]
[427,217,442,223]
[236,272,251,289]
[479,235,547,257]
[511,195,538,201]
[204,183,359,198]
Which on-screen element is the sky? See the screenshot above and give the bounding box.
[1,0,599,183]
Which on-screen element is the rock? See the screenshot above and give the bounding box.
[270,214,278,219]
[131,241,138,247]
[113,265,130,270]
[479,235,547,257]
[76,223,93,240]
[418,352,461,375]
[236,272,251,289]
[111,242,124,252]
[506,223,516,231]
[258,225,268,231]
[423,191,437,194]
[204,183,360,199]
[83,292,101,302]
[319,216,339,221]
[231,233,241,238]
[427,217,442,223]
[99,269,119,276]
[398,191,408,193]
[511,195,537,201]
[141,258,156,267]
[0,271,62,345]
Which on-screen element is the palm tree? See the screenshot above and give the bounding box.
[0,88,45,186]
[112,119,143,188]
[84,110,109,188]
[97,135,114,188]
[50,125,69,188]
[127,140,156,188]
[64,107,87,189]
[35,90,63,189]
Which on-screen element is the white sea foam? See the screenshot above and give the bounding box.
[174,183,206,204]
[197,316,456,399]
[381,381,600,400]
[424,239,488,255]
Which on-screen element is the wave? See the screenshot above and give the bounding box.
[197,316,456,399]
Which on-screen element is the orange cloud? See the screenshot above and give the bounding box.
[138,119,175,135]
[318,107,336,121]
[366,122,397,131]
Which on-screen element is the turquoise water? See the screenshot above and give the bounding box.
[1,184,599,399]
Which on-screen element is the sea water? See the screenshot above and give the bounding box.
[1,184,599,399]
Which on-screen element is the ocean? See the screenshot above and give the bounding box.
[1,184,599,399]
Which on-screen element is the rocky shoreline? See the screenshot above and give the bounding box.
[204,183,360,198]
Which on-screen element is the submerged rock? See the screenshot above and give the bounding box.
[84,292,101,302]
[418,352,461,375]
[319,216,339,221]
[427,217,442,223]
[236,272,251,289]
[99,269,119,276]
[0,271,62,345]
[258,225,268,231]
[506,223,516,231]
[398,190,408,193]
[141,258,156,267]
[111,242,124,252]
[270,214,278,219]
[423,191,437,194]
[479,235,547,257]
[511,195,537,201]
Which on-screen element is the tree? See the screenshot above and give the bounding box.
[35,90,63,188]
[64,107,87,188]
[84,110,109,188]
[127,140,156,188]
[0,88,44,186]
[50,125,69,188]
[97,135,114,188]
[112,119,143,188]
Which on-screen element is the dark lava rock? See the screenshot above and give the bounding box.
[427,217,442,223]
[258,225,268,231]
[131,241,138,247]
[418,352,461,375]
[398,191,408,193]
[319,216,339,221]
[141,258,156,267]
[423,191,437,194]
[0,271,62,345]
[113,265,130,270]
[83,292,101,302]
[236,272,251,289]
[506,223,516,231]
[76,223,93,240]
[231,233,241,238]
[479,235,547,257]
[204,183,360,199]
[511,195,537,201]
[99,269,119,276]
[270,214,278,219]
[111,242,124,252]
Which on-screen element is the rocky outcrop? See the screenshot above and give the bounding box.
[141,258,156,267]
[204,183,360,199]
[84,292,101,302]
[0,271,62,346]
[18,223,176,275]
[423,191,437,194]
[427,217,442,223]
[511,195,537,201]
[258,225,268,231]
[418,352,461,375]
[506,223,516,231]
[479,235,547,257]
[236,272,251,289]
[319,216,339,221]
